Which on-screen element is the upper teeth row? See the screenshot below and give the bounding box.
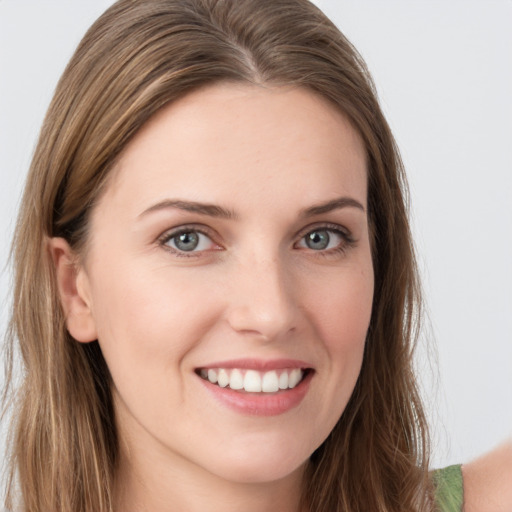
[199,368,304,393]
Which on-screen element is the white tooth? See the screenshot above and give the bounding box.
[200,369,208,379]
[243,370,262,392]
[278,371,289,390]
[288,369,302,388]
[262,371,279,392]
[217,369,229,388]
[229,369,244,390]
[207,369,218,384]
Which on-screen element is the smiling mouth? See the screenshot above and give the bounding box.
[196,367,311,393]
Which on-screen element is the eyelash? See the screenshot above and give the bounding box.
[158,224,218,258]
[294,223,355,258]
[157,223,355,258]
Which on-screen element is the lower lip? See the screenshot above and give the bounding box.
[198,371,313,416]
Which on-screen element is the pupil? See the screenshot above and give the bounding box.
[175,232,199,251]
[307,230,329,250]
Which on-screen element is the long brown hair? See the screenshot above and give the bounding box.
[4,0,432,510]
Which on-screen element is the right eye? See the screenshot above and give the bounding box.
[160,229,217,254]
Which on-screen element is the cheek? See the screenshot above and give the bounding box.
[302,258,373,402]
[307,262,373,351]
[290,259,373,451]
[87,263,230,439]
[88,261,223,381]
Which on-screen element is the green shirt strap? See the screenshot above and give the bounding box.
[433,464,464,512]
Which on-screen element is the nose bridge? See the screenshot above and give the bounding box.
[226,247,297,341]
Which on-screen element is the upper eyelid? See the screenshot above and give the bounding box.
[158,222,349,236]
[157,223,216,242]
[294,222,352,240]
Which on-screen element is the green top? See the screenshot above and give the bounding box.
[433,464,464,512]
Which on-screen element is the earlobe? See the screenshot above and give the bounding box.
[48,237,98,343]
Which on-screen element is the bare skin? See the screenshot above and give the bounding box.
[463,440,512,512]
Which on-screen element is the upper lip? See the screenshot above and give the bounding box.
[196,358,313,371]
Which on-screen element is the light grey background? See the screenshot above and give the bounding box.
[1,0,511,479]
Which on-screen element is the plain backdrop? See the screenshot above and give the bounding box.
[1,0,511,483]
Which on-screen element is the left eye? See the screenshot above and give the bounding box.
[297,229,344,251]
[164,230,215,253]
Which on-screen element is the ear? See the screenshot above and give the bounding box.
[48,237,98,343]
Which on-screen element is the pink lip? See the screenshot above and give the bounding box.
[197,358,312,371]
[196,368,314,417]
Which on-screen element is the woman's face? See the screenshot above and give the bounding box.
[74,84,374,485]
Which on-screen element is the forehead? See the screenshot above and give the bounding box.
[100,83,368,218]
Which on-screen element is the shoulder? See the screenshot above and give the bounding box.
[462,440,512,512]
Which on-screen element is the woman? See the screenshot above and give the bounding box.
[2,0,502,510]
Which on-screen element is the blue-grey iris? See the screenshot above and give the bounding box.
[305,230,330,250]
[175,232,199,251]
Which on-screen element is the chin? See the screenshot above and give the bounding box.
[208,458,307,485]
[196,436,312,485]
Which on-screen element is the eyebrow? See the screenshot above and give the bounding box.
[138,195,365,220]
[138,199,237,220]
[300,196,365,217]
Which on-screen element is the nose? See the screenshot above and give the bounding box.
[225,253,298,342]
